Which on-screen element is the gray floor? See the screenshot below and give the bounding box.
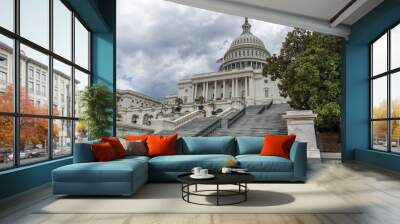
[1,161,400,224]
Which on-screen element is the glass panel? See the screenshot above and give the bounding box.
[74,18,89,70]
[372,76,387,119]
[0,0,14,31]
[53,0,72,60]
[391,24,400,70]
[20,0,49,49]
[20,44,49,115]
[391,72,400,118]
[53,119,72,157]
[53,59,72,117]
[20,117,49,165]
[74,69,89,118]
[372,121,388,151]
[0,116,13,170]
[75,120,88,143]
[372,33,387,76]
[391,120,400,153]
[0,34,14,112]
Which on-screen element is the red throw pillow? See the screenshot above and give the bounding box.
[260,135,296,159]
[146,135,177,157]
[101,137,127,158]
[91,142,117,161]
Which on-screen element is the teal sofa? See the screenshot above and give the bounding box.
[52,136,307,196]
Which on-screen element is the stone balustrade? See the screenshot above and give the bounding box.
[152,110,203,132]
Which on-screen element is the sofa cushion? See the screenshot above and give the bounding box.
[149,154,235,172]
[180,136,235,155]
[53,158,147,183]
[236,136,263,155]
[236,155,293,172]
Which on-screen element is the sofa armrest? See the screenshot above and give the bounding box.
[73,140,100,163]
[289,141,307,181]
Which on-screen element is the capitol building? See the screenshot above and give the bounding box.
[178,18,286,106]
[117,18,287,135]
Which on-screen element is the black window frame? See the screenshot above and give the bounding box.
[370,21,400,154]
[0,0,92,171]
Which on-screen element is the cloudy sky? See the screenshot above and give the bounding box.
[117,0,292,100]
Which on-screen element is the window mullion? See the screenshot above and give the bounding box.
[388,30,391,152]
[13,0,21,167]
[71,10,76,154]
[48,0,54,160]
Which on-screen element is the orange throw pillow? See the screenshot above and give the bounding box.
[101,137,127,158]
[146,135,177,157]
[91,142,117,162]
[260,135,296,159]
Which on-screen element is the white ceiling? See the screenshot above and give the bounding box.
[166,0,383,37]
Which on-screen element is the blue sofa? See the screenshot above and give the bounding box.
[52,136,307,196]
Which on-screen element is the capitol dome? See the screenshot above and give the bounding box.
[220,18,270,72]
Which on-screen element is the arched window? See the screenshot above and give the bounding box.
[131,114,138,124]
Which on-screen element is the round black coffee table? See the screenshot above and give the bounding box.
[177,173,255,206]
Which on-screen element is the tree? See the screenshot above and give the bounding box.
[263,28,343,131]
[372,100,400,143]
[0,85,59,150]
[79,84,113,140]
[174,97,183,113]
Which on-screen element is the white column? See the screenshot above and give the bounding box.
[245,76,248,97]
[205,82,208,100]
[231,79,235,98]
[192,83,195,102]
[235,78,238,97]
[214,81,217,99]
[202,82,205,98]
[222,80,226,99]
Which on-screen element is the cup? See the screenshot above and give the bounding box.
[221,167,232,174]
[191,167,202,176]
[200,169,208,176]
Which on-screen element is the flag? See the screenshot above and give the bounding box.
[216,57,224,63]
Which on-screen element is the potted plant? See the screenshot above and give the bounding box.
[79,84,113,140]
[195,96,205,110]
[209,101,217,115]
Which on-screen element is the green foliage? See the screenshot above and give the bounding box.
[175,97,183,106]
[263,28,343,131]
[195,96,205,104]
[79,84,114,139]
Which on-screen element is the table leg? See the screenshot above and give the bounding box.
[195,184,198,192]
[245,183,247,201]
[217,184,219,206]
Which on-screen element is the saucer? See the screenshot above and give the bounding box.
[190,174,215,179]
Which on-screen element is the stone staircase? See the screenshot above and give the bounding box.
[156,116,220,137]
[210,103,290,137]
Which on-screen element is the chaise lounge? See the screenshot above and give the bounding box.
[52,136,307,196]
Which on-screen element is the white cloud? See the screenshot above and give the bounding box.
[117,0,291,99]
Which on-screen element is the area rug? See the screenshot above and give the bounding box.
[37,183,362,214]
